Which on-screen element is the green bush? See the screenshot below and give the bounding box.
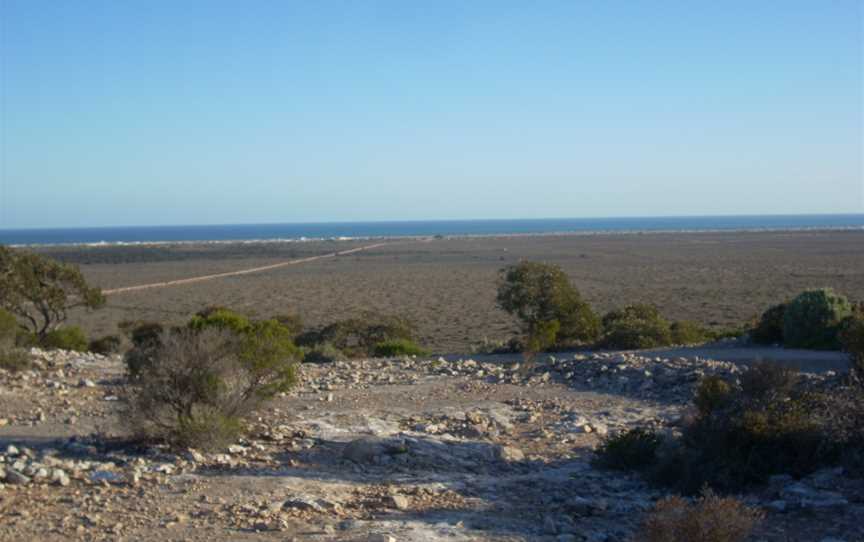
[296,312,417,357]
[601,304,672,349]
[0,309,19,349]
[373,338,429,357]
[89,335,123,355]
[750,303,786,345]
[302,342,346,364]
[124,324,300,450]
[188,308,251,334]
[593,428,662,470]
[496,261,600,350]
[41,326,88,352]
[783,288,852,350]
[669,320,710,345]
[0,348,33,372]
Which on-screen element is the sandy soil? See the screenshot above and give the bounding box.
[50,230,864,354]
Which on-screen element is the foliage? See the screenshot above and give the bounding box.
[601,304,672,349]
[373,338,429,357]
[593,428,662,471]
[188,307,251,334]
[839,313,864,382]
[0,308,19,349]
[693,376,733,417]
[783,288,852,350]
[496,261,600,349]
[302,342,347,364]
[635,489,762,542]
[750,303,786,345]
[652,362,839,493]
[669,320,710,345]
[89,335,123,355]
[0,348,33,372]
[124,325,300,450]
[0,245,104,339]
[41,326,88,352]
[296,312,417,357]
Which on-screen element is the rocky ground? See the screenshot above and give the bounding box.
[0,346,861,541]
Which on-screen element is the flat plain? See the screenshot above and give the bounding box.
[46,229,864,353]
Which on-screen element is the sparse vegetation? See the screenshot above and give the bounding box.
[783,288,852,350]
[302,342,347,363]
[635,489,763,542]
[0,308,20,349]
[0,348,33,372]
[496,261,600,351]
[0,245,104,340]
[839,312,864,382]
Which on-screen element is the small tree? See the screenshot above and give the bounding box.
[496,261,599,350]
[783,288,852,350]
[0,246,104,339]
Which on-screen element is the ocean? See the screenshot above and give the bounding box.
[1,215,862,246]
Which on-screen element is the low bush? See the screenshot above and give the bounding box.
[188,307,251,334]
[0,309,19,349]
[693,375,732,417]
[839,313,864,381]
[119,320,165,349]
[635,489,763,542]
[750,303,786,345]
[0,348,33,372]
[41,326,88,352]
[296,312,417,358]
[601,304,672,349]
[89,335,123,355]
[302,342,346,364]
[124,324,300,450]
[669,320,710,345]
[783,288,852,350]
[593,428,662,470]
[373,338,429,357]
[470,337,522,355]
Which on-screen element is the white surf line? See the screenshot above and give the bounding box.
[102,242,393,296]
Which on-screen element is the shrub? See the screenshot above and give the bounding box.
[601,304,672,349]
[496,261,600,349]
[635,490,762,542]
[739,360,798,400]
[296,312,417,357]
[839,313,864,381]
[593,428,662,471]
[89,335,123,355]
[41,326,88,352]
[0,245,104,339]
[373,338,429,357]
[0,348,33,372]
[302,342,346,364]
[0,309,19,349]
[670,320,710,345]
[783,288,852,350]
[750,303,786,345]
[188,308,251,334]
[125,321,165,348]
[693,376,732,417]
[124,325,300,450]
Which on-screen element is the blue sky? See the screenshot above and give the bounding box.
[1,1,862,228]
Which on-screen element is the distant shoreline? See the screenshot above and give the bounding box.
[14,223,864,249]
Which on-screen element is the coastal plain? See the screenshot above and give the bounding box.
[47,230,864,352]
